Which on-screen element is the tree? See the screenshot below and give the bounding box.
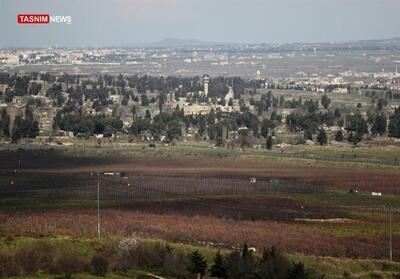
[316,129,327,145]
[103,125,114,138]
[321,95,331,109]
[304,99,318,113]
[226,251,243,279]
[0,109,10,138]
[198,117,206,137]
[53,250,83,279]
[304,130,313,141]
[266,135,273,150]
[287,263,309,279]
[130,117,149,136]
[258,247,291,279]
[238,128,251,149]
[371,113,386,136]
[208,108,216,125]
[158,93,166,111]
[225,243,257,279]
[187,250,207,279]
[141,93,149,106]
[121,97,128,106]
[11,115,24,143]
[334,108,341,118]
[376,98,388,111]
[261,118,274,138]
[335,130,343,142]
[210,251,227,279]
[345,113,368,142]
[166,120,181,140]
[17,105,40,139]
[24,119,39,138]
[225,244,257,279]
[131,105,137,118]
[145,109,151,120]
[389,108,400,138]
[239,98,246,112]
[241,243,250,259]
[91,255,108,276]
[348,131,362,145]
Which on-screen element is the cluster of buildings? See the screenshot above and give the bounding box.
[164,75,240,116]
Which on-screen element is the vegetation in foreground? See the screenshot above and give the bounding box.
[1,236,399,279]
[0,236,326,279]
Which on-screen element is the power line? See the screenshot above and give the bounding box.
[389,206,393,261]
[97,172,101,238]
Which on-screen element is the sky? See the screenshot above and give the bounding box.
[0,0,399,47]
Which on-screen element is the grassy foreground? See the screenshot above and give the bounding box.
[1,236,399,279]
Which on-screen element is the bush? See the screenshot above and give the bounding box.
[0,251,21,277]
[266,135,273,150]
[258,246,290,278]
[50,249,85,279]
[136,242,169,269]
[162,250,189,278]
[369,272,383,279]
[342,271,352,279]
[186,250,207,279]
[118,238,138,258]
[91,255,108,276]
[317,129,327,145]
[210,250,227,278]
[335,130,344,142]
[14,242,54,274]
[287,262,308,279]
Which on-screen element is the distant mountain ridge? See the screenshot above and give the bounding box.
[3,37,400,50]
[135,37,400,52]
[144,38,217,47]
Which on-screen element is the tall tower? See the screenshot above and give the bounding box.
[202,74,209,97]
[256,70,261,80]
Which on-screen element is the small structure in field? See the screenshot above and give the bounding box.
[248,247,257,253]
[104,172,118,176]
[371,192,382,196]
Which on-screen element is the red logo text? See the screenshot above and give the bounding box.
[17,14,50,24]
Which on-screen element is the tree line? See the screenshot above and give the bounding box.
[0,239,324,279]
[0,105,39,143]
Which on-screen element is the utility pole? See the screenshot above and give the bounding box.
[97,172,101,238]
[389,206,392,261]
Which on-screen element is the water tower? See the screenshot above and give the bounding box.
[202,74,209,96]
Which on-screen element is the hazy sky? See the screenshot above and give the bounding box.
[1,0,399,47]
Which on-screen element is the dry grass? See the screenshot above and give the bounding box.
[0,209,396,260]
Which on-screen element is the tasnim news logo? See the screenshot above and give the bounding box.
[17,14,72,24]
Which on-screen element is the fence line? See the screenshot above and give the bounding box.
[0,175,397,218]
[1,144,399,166]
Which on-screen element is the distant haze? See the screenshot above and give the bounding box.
[1,0,399,48]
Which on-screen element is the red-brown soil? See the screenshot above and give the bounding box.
[0,209,397,259]
[1,152,399,194]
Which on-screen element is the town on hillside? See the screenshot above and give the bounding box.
[0,69,400,148]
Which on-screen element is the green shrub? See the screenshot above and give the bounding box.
[91,255,108,276]
[14,242,54,274]
[0,251,21,277]
[50,249,85,279]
